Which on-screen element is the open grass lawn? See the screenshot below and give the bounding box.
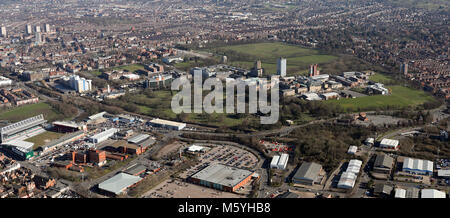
[208,42,338,76]
[325,86,436,111]
[0,102,65,122]
[88,64,146,76]
[369,73,396,84]
[25,131,66,150]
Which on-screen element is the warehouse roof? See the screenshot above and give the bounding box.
[395,188,406,198]
[406,187,420,198]
[149,118,186,128]
[127,134,150,144]
[90,128,118,141]
[437,169,450,177]
[98,173,142,195]
[337,171,357,188]
[403,157,433,173]
[293,162,322,182]
[380,138,399,147]
[421,189,446,198]
[123,164,147,176]
[374,154,394,168]
[191,164,254,188]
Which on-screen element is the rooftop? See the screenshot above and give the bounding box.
[190,164,254,188]
[98,173,142,195]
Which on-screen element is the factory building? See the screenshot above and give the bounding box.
[373,154,394,174]
[337,172,357,189]
[337,159,363,189]
[270,153,289,170]
[379,138,399,150]
[189,164,257,192]
[421,189,446,198]
[98,173,143,196]
[292,162,323,186]
[88,128,118,144]
[148,118,186,130]
[402,157,433,175]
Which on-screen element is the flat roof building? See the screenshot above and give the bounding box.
[270,153,289,170]
[127,134,150,144]
[421,189,446,198]
[292,162,323,186]
[402,157,433,175]
[189,164,255,192]
[148,118,186,130]
[395,188,406,198]
[347,146,357,154]
[89,128,118,144]
[379,138,399,150]
[98,173,142,195]
[373,154,394,174]
[337,171,357,189]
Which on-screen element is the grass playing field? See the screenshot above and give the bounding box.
[325,86,436,111]
[0,102,65,122]
[88,63,146,76]
[25,131,66,150]
[208,42,338,76]
[369,73,396,84]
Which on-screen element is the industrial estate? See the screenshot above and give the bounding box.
[0,0,448,201]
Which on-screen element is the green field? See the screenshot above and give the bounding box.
[88,64,146,76]
[0,102,65,122]
[208,42,338,76]
[369,73,396,84]
[326,86,436,111]
[25,131,66,150]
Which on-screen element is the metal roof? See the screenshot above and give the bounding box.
[374,154,394,168]
[403,157,433,173]
[0,114,46,135]
[149,118,186,128]
[421,189,446,198]
[293,162,322,181]
[90,128,118,140]
[191,164,254,188]
[127,134,150,144]
[98,173,142,195]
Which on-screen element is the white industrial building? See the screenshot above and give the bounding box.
[346,159,362,174]
[89,128,118,144]
[98,173,143,195]
[148,118,186,130]
[421,189,446,198]
[0,76,12,87]
[379,138,399,150]
[337,159,362,189]
[395,188,406,198]
[127,134,150,144]
[270,153,289,170]
[347,146,358,154]
[337,171,357,189]
[402,157,433,175]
